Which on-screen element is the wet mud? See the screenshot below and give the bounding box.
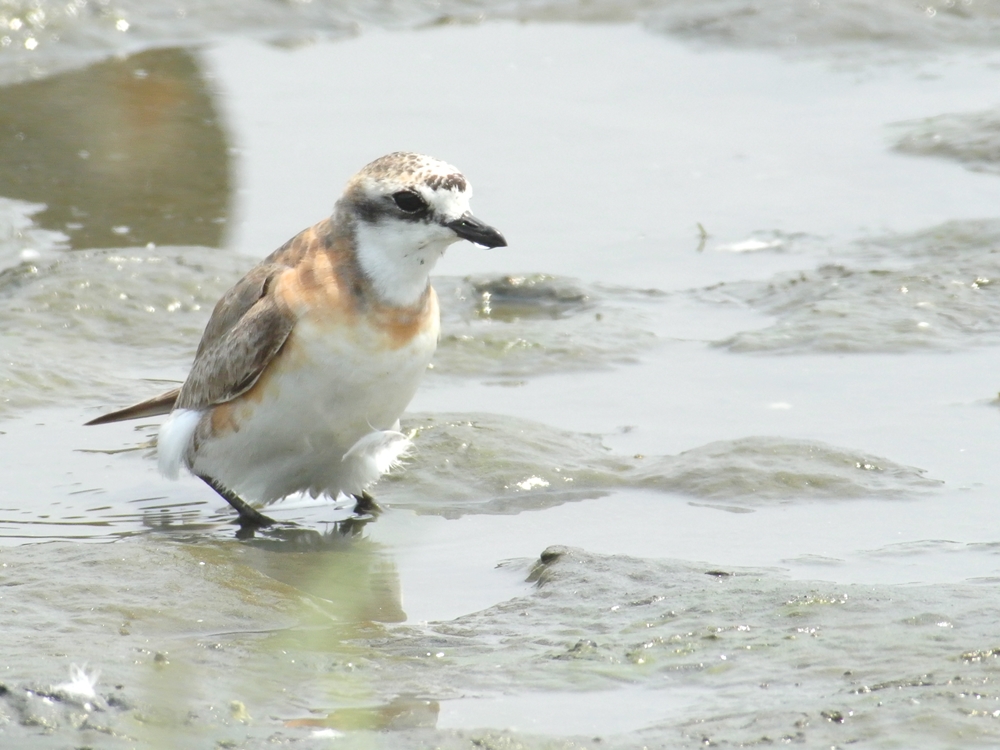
[3,4,1000,749]
[704,219,1000,353]
[4,542,1000,748]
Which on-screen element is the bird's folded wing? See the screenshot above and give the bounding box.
[86,262,296,424]
[194,263,286,357]
[175,264,296,410]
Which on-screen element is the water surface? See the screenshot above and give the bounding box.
[3,2,1000,747]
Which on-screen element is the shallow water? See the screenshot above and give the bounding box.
[3,2,1000,748]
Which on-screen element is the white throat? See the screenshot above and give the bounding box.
[353,221,457,307]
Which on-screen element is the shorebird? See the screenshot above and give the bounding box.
[87,152,506,530]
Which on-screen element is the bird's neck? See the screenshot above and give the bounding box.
[351,221,453,309]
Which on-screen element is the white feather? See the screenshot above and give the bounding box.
[54,663,99,700]
[341,429,413,491]
[354,220,457,307]
[267,490,355,511]
[157,408,201,479]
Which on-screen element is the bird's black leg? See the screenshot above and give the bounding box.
[352,490,382,516]
[198,474,277,530]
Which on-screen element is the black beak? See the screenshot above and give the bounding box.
[446,212,507,248]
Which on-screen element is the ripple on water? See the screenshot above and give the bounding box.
[433,274,659,379]
[0,243,246,416]
[704,219,1000,353]
[0,197,67,266]
[648,0,1000,53]
[892,107,1000,175]
[381,412,939,516]
[2,0,999,88]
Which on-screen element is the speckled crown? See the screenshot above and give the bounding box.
[354,152,468,193]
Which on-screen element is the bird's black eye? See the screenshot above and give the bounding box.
[392,190,426,213]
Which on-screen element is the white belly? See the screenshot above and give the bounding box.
[184,314,438,503]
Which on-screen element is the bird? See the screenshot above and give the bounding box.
[86,152,506,530]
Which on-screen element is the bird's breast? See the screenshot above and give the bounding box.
[205,284,440,443]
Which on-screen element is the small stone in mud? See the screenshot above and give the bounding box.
[527,546,568,584]
[106,691,132,710]
[539,546,566,564]
[554,639,600,660]
[471,274,591,319]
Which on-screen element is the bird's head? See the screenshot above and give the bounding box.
[336,152,506,307]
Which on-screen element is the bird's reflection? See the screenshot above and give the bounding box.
[236,515,373,545]
[285,695,440,731]
[0,47,230,249]
[235,524,445,732]
[231,499,379,542]
[232,517,407,624]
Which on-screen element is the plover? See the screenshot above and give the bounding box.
[87,152,506,529]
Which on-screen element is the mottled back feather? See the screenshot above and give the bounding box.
[194,263,284,358]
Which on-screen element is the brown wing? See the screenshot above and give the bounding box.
[86,261,295,424]
[193,263,284,358]
[173,263,296,411]
[86,221,334,425]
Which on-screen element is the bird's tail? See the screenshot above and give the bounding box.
[85,388,180,425]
